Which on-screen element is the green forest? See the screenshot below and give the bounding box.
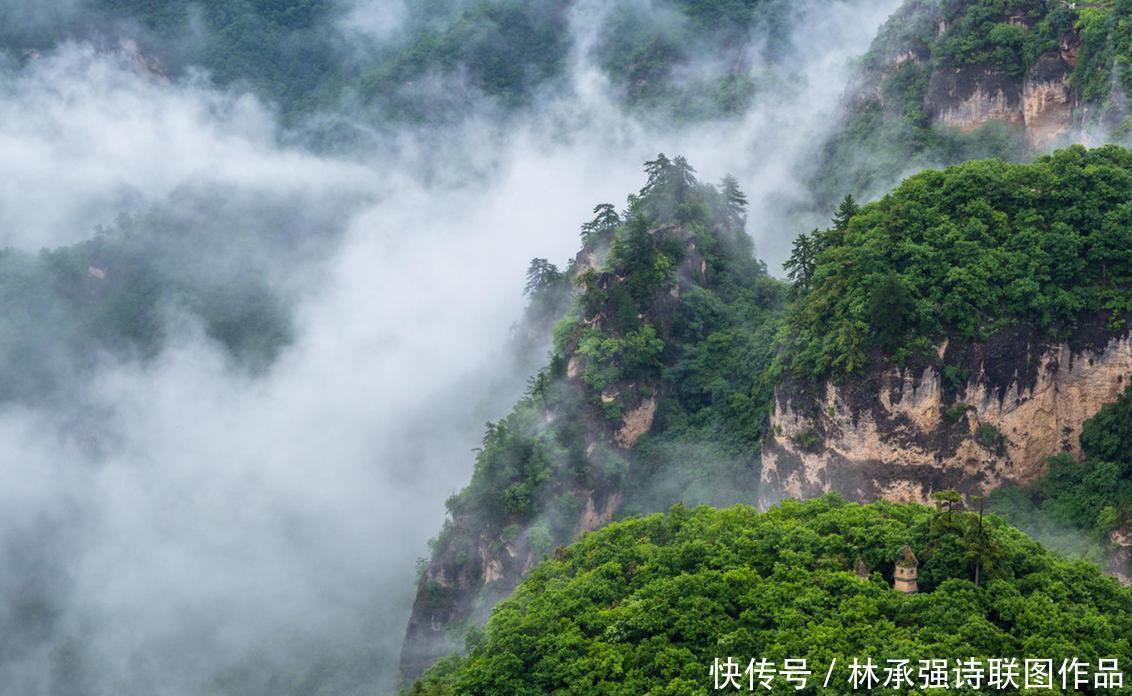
[0,0,829,125]
[411,497,1132,694]
[786,145,1132,378]
[410,145,1132,687]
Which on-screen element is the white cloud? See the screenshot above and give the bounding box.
[0,44,376,249]
[337,0,408,42]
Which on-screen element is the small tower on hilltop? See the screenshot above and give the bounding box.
[894,545,919,593]
[856,558,870,580]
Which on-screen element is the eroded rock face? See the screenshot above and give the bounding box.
[616,396,657,448]
[922,52,1075,147]
[761,328,1132,507]
[1023,51,1074,148]
[576,490,622,536]
[926,65,1023,132]
[1109,527,1132,584]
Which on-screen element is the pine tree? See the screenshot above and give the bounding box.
[720,174,748,229]
[641,153,672,196]
[670,155,697,204]
[580,203,620,243]
[832,194,859,233]
[783,231,817,292]
[931,489,963,528]
[524,258,562,297]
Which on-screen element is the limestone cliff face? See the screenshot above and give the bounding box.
[926,65,1024,133]
[851,1,1099,155]
[1109,526,1132,584]
[1023,51,1075,148]
[923,50,1076,148]
[761,326,1132,506]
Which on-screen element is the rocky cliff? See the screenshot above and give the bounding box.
[399,215,751,682]
[761,321,1132,506]
[399,485,624,681]
[1110,525,1132,584]
[814,0,1127,206]
[923,48,1076,148]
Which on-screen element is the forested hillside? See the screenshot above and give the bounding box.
[786,145,1132,379]
[410,497,1132,694]
[813,0,1132,207]
[407,143,1132,683]
[401,156,788,679]
[770,145,1132,581]
[0,0,840,126]
[0,211,297,403]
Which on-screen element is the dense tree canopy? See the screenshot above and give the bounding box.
[411,496,1132,694]
[786,146,1132,378]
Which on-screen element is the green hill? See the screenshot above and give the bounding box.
[0,0,837,125]
[785,145,1132,379]
[813,0,1132,207]
[409,496,1132,694]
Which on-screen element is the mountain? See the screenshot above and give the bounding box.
[7,0,1132,693]
[409,496,1132,694]
[402,143,1132,682]
[812,0,1132,207]
[0,0,848,128]
[399,157,787,680]
[768,144,1132,577]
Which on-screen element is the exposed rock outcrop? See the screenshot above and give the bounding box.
[616,396,657,448]
[761,324,1132,507]
[576,490,622,536]
[1109,526,1132,584]
[400,223,717,682]
[1022,51,1074,148]
[926,64,1024,132]
[922,50,1075,148]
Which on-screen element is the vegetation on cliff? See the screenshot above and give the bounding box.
[445,154,782,538]
[404,156,787,676]
[785,145,1132,378]
[408,143,1132,680]
[410,496,1132,694]
[813,0,1132,207]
